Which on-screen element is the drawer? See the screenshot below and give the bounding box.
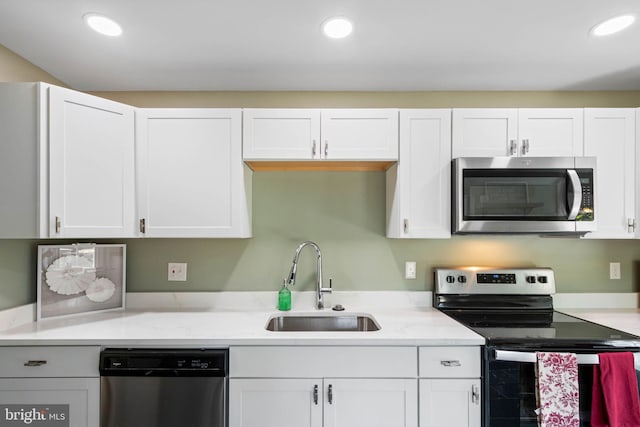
[0,346,100,378]
[419,346,480,378]
[230,346,417,378]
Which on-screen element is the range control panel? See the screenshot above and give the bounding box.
[435,267,556,295]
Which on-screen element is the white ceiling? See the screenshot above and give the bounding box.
[1,0,639,91]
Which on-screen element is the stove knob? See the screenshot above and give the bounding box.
[446,275,455,284]
[526,276,536,284]
[457,275,467,284]
[537,276,548,284]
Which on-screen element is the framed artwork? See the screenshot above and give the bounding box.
[37,243,126,320]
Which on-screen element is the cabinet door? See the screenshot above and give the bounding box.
[0,378,99,427]
[387,110,451,238]
[136,109,251,238]
[243,109,321,160]
[49,86,135,238]
[518,109,583,157]
[321,109,398,160]
[583,108,636,238]
[452,109,517,157]
[324,378,417,427]
[419,379,480,427]
[229,378,322,427]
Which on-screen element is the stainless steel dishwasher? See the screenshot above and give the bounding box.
[99,348,228,427]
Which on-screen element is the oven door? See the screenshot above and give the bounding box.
[483,346,640,427]
[452,157,596,234]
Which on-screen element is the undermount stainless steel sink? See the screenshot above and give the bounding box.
[265,313,381,332]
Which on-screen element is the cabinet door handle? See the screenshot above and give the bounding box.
[522,139,530,155]
[324,141,328,158]
[509,139,517,156]
[55,216,61,234]
[440,360,462,367]
[313,384,319,405]
[312,140,317,157]
[471,384,480,405]
[628,218,636,233]
[327,384,333,404]
[139,218,146,234]
[403,219,409,234]
[24,360,47,367]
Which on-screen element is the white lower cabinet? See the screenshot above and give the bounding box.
[324,378,417,427]
[230,378,416,427]
[229,378,321,427]
[419,347,481,427]
[0,346,100,427]
[420,379,481,427]
[0,378,99,427]
[229,346,417,427]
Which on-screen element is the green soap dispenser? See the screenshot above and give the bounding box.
[278,280,291,311]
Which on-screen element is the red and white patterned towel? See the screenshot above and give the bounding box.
[536,352,580,427]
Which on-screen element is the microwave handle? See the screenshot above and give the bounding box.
[567,169,582,220]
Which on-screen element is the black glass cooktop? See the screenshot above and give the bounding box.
[442,310,640,347]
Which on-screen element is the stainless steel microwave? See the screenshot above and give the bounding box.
[452,157,596,235]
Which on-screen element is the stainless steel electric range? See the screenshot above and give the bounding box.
[434,267,640,427]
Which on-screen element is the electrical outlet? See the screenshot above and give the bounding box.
[168,262,187,281]
[405,261,417,280]
[609,262,621,280]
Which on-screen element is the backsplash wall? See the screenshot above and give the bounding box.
[1,171,640,311]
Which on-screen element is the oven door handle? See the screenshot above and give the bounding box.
[494,349,640,369]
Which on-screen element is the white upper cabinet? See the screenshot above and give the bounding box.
[243,109,398,161]
[452,109,517,158]
[583,108,636,239]
[387,109,452,238]
[0,82,135,238]
[453,108,583,158]
[517,109,583,157]
[243,109,321,160]
[136,109,252,238]
[320,109,398,160]
[49,86,135,238]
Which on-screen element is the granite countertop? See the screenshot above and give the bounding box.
[0,291,484,347]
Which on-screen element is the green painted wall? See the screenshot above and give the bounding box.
[2,171,640,311]
[1,44,640,311]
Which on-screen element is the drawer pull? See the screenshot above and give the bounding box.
[440,360,462,367]
[313,384,319,405]
[24,360,47,367]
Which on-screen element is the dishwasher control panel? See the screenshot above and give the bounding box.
[100,348,228,377]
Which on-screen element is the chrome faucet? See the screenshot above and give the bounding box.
[286,241,332,309]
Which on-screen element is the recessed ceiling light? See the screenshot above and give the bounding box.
[590,14,635,37]
[322,17,353,39]
[83,13,123,37]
